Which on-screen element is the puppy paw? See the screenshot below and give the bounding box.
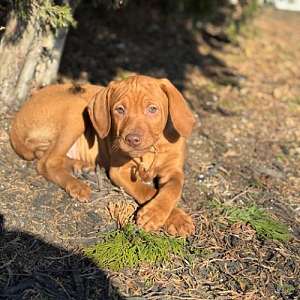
[72,161,94,176]
[136,202,170,232]
[164,208,195,237]
[66,180,91,202]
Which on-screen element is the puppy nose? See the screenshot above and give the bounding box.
[125,133,142,147]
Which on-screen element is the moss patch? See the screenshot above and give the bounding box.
[84,224,188,271]
[287,97,300,112]
[224,205,291,242]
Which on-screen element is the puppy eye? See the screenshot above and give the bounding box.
[147,105,158,114]
[115,106,125,115]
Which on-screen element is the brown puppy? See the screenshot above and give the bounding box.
[10,75,195,236]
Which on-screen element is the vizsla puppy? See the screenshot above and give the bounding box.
[10,75,196,236]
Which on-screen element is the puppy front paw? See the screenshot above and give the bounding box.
[164,208,195,237]
[66,180,91,202]
[136,202,170,232]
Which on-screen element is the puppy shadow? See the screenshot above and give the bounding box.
[0,214,120,300]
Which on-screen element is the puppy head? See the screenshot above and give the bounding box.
[88,75,195,158]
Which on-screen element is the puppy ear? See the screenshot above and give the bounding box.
[87,87,111,139]
[160,78,195,138]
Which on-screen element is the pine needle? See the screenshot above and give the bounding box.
[225,205,291,242]
[84,224,187,271]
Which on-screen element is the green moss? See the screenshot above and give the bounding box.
[12,0,76,31]
[225,205,291,242]
[276,153,286,162]
[12,0,32,21]
[225,22,239,43]
[210,200,292,241]
[205,82,221,93]
[217,98,244,114]
[225,0,260,43]
[292,97,300,105]
[39,0,76,30]
[84,224,188,271]
[287,97,300,111]
[242,0,259,20]
[278,283,296,295]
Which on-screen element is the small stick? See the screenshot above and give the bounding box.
[96,164,102,192]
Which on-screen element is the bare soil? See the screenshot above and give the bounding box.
[0,5,299,300]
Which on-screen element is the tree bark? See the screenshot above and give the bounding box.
[0,2,75,113]
[0,9,38,112]
[34,28,69,87]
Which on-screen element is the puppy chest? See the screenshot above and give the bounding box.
[66,134,99,166]
[130,152,158,183]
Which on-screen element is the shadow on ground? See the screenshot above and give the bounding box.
[60,1,239,87]
[0,214,120,300]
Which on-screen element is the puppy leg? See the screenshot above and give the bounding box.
[164,208,195,237]
[38,157,91,202]
[136,171,184,232]
[64,157,95,176]
[37,130,91,202]
[110,166,194,237]
[109,166,157,205]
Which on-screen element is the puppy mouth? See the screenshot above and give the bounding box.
[124,145,154,157]
[127,149,151,158]
[118,140,154,157]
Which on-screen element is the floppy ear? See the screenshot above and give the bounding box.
[87,87,111,139]
[159,78,195,138]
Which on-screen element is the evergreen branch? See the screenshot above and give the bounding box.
[11,0,76,31]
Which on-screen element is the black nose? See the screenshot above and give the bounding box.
[125,133,142,147]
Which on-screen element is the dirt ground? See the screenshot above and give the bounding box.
[0,5,299,300]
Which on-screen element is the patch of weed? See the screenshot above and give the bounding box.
[278,283,296,296]
[275,153,286,162]
[291,97,300,105]
[210,200,291,241]
[225,205,291,242]
[288,97,300,111]
[225,0,260,43]
[84,224,188,271]
[217,98,243,114]
[225,22,239,43]
[205,82,221,93]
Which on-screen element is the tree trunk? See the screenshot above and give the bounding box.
[0,3,74,113]
[34,28,69,87]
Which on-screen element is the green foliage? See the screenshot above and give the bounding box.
[225,21,239,43]
[225,205,291,242]
[11,0,32,21]
[38,0,76,30]
[278,283,296,296]
[11,0,76,31]
[288,97,300,111]
[210,200,292,241]
[84,224,187,271]
[226,0,260,42]
[242,0,259,20]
